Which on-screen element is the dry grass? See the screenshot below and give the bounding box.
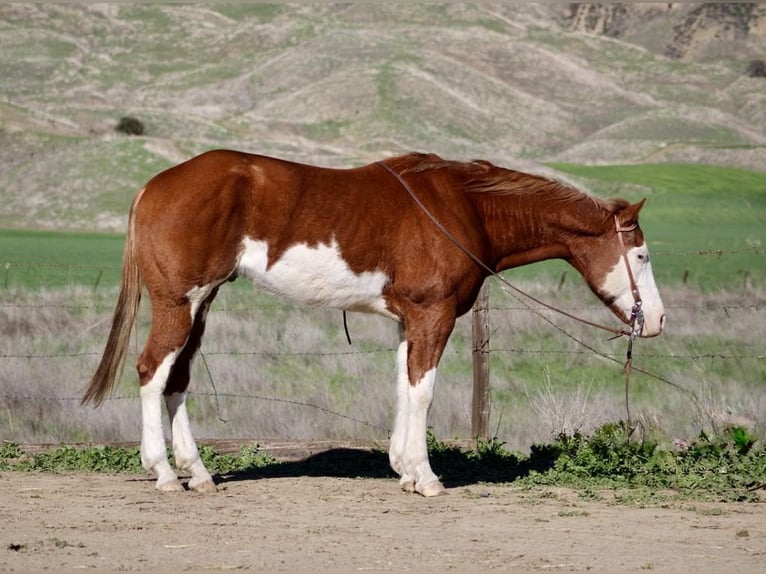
[1,279,764,451]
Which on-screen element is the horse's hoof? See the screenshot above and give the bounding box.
[190,479,217,493]
[418,480,447,497]
[400,480,416,493]
[156,478,185,492]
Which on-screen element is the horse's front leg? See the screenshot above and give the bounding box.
[389,304,454,497]
[389,337,413,489]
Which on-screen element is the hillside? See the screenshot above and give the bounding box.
[0,3,764,232]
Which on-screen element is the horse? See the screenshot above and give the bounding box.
[82,150,665,496]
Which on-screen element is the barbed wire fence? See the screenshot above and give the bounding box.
[1,247,764,445]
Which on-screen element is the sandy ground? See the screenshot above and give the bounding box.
[1,468,764,573]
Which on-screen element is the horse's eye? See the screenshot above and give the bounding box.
[637,253,648,262]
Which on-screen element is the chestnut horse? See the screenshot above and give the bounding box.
[82,150,665,496]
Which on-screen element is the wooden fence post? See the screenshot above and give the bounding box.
[471,281,490,441]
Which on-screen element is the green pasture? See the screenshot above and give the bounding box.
[548,162,766,291]
[1,228,123,289]
[1,162,763,291]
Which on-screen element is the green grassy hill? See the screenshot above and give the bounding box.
[549,163,766,290]
[0,4,764,233]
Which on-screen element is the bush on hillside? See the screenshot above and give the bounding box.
[745,59,766,78]
[115,116,145,136]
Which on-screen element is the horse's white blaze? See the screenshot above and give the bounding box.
[600,244,665,337]
[237,237,396,318]
[140,350,181,488]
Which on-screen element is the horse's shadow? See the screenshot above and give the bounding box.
[217,444,559,489]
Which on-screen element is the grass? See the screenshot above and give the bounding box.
[548,162,766,290]
[2,423,763,503]
[1,279,763,453]
[1,228,123,289]
[3,162,762,290]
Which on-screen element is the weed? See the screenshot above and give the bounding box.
[22,445,144,473]
[1,424,763,504]
[518,422,766,502]
[197,443,275,475]
[0,441,25,460]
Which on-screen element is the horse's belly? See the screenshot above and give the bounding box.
[236,237,395,318]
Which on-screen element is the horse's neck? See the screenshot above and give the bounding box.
[471,190,591,272]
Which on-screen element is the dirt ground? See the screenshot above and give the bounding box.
[2,462,765,573]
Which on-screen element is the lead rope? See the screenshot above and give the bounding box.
[377,161,645,429]
[615,215,645,435]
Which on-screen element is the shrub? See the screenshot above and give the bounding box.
[115,116,146,136]
[745,59,766,78]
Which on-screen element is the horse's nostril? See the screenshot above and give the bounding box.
[660,314,666,332]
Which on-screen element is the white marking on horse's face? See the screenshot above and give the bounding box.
[237,237,396,318]
[600,244,665,337]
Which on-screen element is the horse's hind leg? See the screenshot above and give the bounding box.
[138,297,198,492]
[163,286,220,493]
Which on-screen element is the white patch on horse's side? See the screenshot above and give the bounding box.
[237,237,396,318]
[140,350,182,489]
[600,244,665,337]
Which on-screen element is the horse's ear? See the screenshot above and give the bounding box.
[617,198,646,228]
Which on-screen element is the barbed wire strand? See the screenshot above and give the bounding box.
[2,249,762,435]
[0,392,392,434]
[1,349,763,360]
[492,281,701,422]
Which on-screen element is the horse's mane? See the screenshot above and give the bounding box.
[392,153,628,215]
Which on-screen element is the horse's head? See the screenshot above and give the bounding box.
[569,199,665,338]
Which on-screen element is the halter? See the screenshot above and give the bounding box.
[614,216,645,344]
[376,161,643,339]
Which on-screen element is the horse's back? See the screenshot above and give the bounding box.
[131,150,486,312]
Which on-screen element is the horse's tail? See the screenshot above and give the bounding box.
[82,191,143,407]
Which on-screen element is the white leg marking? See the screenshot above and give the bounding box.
[402,368,445,496]
[166,392,215,492]
[389,339,412,489]
[389,332,445,497]
[140,351,183,491]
